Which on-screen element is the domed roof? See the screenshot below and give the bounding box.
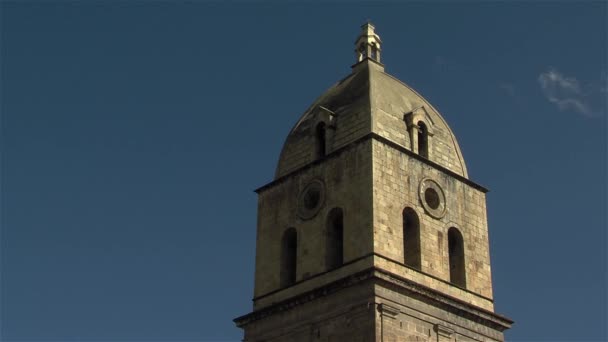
[275,24,468,180]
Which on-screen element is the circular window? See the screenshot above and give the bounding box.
[297,180,325,219]
[419,178,446,219]
[424,188,440,209]
[303,188,321,210]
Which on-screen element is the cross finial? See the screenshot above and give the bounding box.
[355,22,382,63]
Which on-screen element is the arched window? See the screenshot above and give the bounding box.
[315,122,327,159]
[371,44,378,60]
[418,121,428,158]
[402,207,421,270]
[326,208,344,270]
[280,228,297,287]
[448,227,466,288]
[358,43,367,61]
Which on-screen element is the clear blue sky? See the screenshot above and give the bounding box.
[1,2,606,341]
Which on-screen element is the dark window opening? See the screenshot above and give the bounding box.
[403,207,421,270]
[418,121,428,158]
[280,228,297,287]
[315,122,327,159]
[303,188,321,210]
[424,188,440,210]
[359,44,367,59]
[326,208,344,270]
[448,227,466,288]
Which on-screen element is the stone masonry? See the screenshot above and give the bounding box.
[234,23,513,341]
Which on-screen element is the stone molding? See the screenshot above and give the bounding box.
[373,269,512,332]
[434,324,455,338]
[252,252,493,304]
[378,303,400,319]
[418,178,447,219]
[256,133,488,194]
[234,266,513,331]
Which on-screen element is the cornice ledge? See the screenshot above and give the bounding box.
[234,266,513,331]
[372,269,513,331]
[378,303,400,318]
[370,133,488,193]
[234,268,376,327]
[256,133,488,194]
[434,323,454,337]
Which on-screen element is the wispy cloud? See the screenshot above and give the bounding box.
[538,69,599,118]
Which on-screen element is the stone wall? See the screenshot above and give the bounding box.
[371,139,494,301]
[254,140,374,304]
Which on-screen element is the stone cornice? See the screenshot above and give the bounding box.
[373,268,513,331]
[371,133,487,192]
[378,303,400,318]
[234,266,512,331]
[255,133,488,194]
[434,323,455,337]
[253,252,494,304]
[234,268,374,328]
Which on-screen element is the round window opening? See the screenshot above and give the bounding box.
[419,178,446,219]
[424,188,440,210]
[303,188,321,210]
[297,180,325,220]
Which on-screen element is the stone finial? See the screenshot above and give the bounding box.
[355,22,382,63]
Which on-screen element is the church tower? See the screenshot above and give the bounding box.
[234,24,513,342]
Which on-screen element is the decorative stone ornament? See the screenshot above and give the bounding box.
[297,180,325,220]
[354,22,382,63]
[419,178,446,219]
[433,323,454,338]
[378,303,400,318]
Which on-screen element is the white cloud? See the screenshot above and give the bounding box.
[546,97,590,116]
[538,69,598,118]
[539,69,581,93]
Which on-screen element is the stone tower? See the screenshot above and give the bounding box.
[234,24,513,342]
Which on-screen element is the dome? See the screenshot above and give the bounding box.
[275,24,468,180]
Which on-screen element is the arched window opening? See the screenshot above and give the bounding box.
[371,44,378,60]
[402,207,421,270]
[280,228,297,287]
[359,43,367,60]
[315,122,327,159]
[448,227,466,288]
[418,121,428,158]
[326,208,344,270]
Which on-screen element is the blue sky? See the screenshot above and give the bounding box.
[1,2,606,341]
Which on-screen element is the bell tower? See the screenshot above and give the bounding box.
[234,24,513,342]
